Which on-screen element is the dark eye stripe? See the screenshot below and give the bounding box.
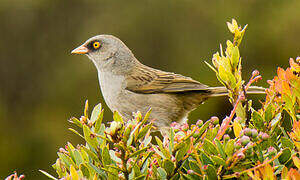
[87,40,101,51]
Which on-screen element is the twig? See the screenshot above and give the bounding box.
[215,70,262,140]
[243,85,250,126]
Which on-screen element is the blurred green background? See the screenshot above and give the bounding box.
[0,0,299,179]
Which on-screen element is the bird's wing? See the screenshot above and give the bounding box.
[125,65,209,94]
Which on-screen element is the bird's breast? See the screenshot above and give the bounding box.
[97,71,126,110]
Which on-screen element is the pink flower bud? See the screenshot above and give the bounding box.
[196,120,203,127]
[181,123,189,131]
[240,136,250,146]
[59,148,68,154]
[237,152,245,159]
[251,129,258,138]
[244,128,252,136]
[261,133,269,140]
[187,170,194,174]
[268,146,276,155]
[210,116,219,125]
[252,70,260,77]
[171,156,176,162]
[223,134,230,141]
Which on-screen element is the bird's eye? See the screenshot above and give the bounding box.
[93,41,101,49]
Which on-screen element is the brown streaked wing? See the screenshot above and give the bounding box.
[125,65,209,94]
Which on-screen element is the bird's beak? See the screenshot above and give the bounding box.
[71,45,89,54]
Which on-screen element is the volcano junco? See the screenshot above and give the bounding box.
[71,35,265,134]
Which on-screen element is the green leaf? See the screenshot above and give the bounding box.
[205,164,217,180]
[102,146,112,165]
[133,175,147,180]
[195,121,210,142]
[95,109,104,134]
[109,150,122,163]
[106,165,123,172]
[264,104,274,123]
[155,136,170,158]
[251,110,264,130]
[203,139,218,155]
[204,61,218,73]
[211,155,226,166]
[113,111,123,123]
[227,71,237,87]
[70,165,79,179]
[79,164,90,178]
[79,148,89,162]
[73,149,84,165]
[205,126,219,141]
[163,159,175,176]
[105,166,119,180]
[68,128,84,139]
[189,160,202,175]
[90,103,102,124]
[52,159,66,177]
[39,170,58,180]
[128,147,148,158]
[218,66,229,83]
[225,139,235,157]
[84,100,89,118]
[66,142,75,151]
[141,108,152,125]
[227,21,235,33]
[140,151,154,173]
[69,117,83,128]
[81,146,100,163]
[143,135,152,147]
[87,163,107,178]
[133,164,141,177]
[170,173,181,180]
[215,140,226,159]
[155,136,164,150]
[127,123,140,147]
[199,150,213,165]
[83,125,98,149]
[58,152,75,169]
[270,113,282,133]
[136,123,152,142]
[235,102,246,122]
[282,94,294,112]
[231,46,240,68]
[281,137,294,149]
[233,118,242,138]
[157,167,167,179]
[153,145,166,159]
[175,140,190,161]
[279,148,292,164]
[169,128,175,153]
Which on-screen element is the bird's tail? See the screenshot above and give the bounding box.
[207,86,266,97]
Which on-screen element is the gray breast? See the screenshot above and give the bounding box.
[97,71,126,111]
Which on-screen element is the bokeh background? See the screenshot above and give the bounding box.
[0,0,299,179]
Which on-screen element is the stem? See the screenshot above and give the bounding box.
[120,148,129,180]
[216,95,242,140]
[216,72,262,140]
[243,85,249,126]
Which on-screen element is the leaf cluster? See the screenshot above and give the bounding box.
[37,19,300,180]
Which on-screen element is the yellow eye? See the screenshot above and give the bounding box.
[93,41,100,49]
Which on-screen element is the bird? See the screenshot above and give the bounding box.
[71,35,265,134]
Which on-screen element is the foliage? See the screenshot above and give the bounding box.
[5,172,25,180]
[36,19,300,179]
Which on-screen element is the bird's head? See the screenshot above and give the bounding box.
[71,35,136,73]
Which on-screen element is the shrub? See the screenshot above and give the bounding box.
[35,19,300,180]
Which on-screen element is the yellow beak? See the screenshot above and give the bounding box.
[71,45,89,54]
